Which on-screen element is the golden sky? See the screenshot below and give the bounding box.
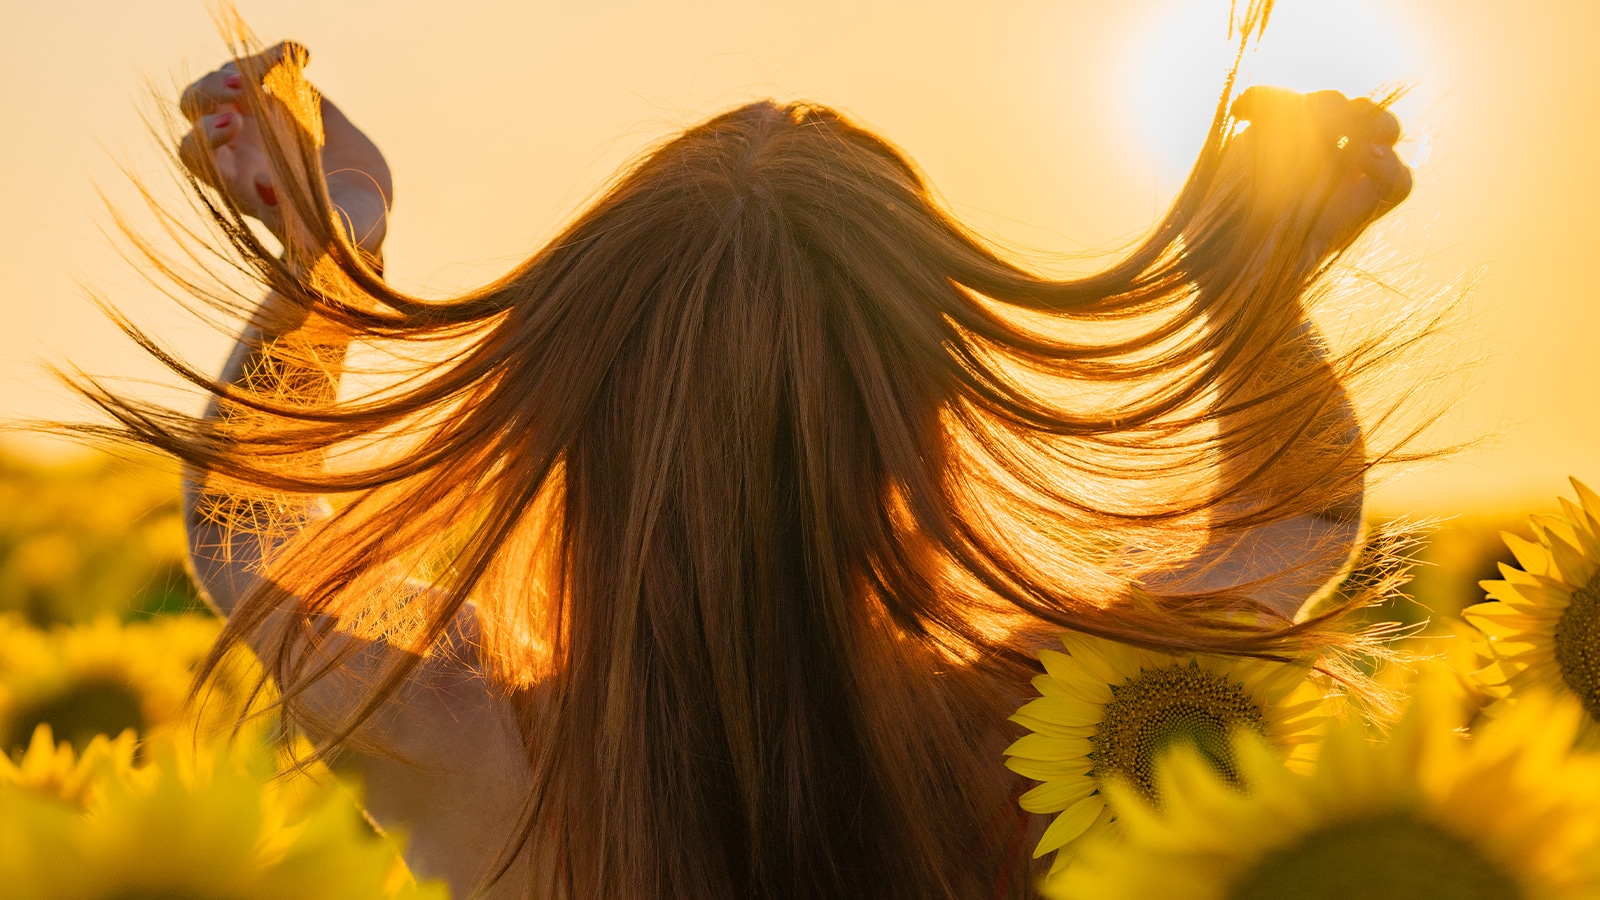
[1,0,1596,513]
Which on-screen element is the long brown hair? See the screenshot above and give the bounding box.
[74,22,1436,899]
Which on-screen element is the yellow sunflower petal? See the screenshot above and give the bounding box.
[1503,532,1552,576]
[1009,712,1096,740]
[1010,631,1333,871]
[1004,734,1092,762]
[1056,633,1132,687]
[1033,794,1106,857]
[1556,499,1600,560]
[1038,650,1114,704]
[1547,531,1598,588]
[1571,478,1600,522]
[1020,775,1098,814]
[1032,674,1068,698]
[1056,691,1600,900]
[1015,695,1108,729]
[1005,755,1093,781]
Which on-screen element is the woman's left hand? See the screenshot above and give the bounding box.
[1228,86,1413,261]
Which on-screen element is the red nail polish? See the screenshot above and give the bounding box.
[224,73,243,90]
[255,182,278,207]
[212,112,233,129]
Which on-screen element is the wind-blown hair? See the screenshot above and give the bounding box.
[76,36,1433,900]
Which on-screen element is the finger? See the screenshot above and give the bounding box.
[252,172,280,210]
[1305,90,1352,122]
[178,42,309,120]
[176,108,242,181]
[179,68,244,121]
[1312,92,1363,147]
[1321,96,1402,150]
[1366,143,1412,206]
[239,171,285,235]
[1365,106,1401,147]
[234,41,309,85]
[1231,85,1300,124]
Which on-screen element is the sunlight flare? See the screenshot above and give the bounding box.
[1123,0,1424,184]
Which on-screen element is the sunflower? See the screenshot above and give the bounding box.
[1372,619,1495,730]
[1051,689,1600,900]
[1463,478,1600,744]
[0,736,449,900]
[0,615,49,671]
[0,723,142,809]
[1003,631,1330,872]
[0,614,257,753]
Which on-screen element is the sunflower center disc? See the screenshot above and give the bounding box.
[1088,662,1265,799]
[1554,574,1600,720]
[6,677,147,753]
[1228,813,1524,900]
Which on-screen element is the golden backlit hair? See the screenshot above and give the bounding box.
[71,6,1449,896]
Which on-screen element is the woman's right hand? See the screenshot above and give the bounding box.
[177,42,392,255]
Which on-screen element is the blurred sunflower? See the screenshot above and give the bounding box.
[1004,631,1330,872]
[0,736,448,900]
[1372,620,1494,729]
[0,448,204,624]
[1051,690,1600,900]
[0,615,50,673]
[1463,478,1600,744]
[0,615,252,753]
[0,723,144,810]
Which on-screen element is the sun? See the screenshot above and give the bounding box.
[1121,0,1426,186]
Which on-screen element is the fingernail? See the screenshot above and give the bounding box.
[212,112,233,129]
[224,73,243,90]
[256,182,278,207]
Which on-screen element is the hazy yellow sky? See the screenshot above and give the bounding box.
[1,0,1596,513]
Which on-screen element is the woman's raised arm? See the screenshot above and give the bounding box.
[176,42,391,615]
[174,47,531,895]
[1145,88,1413,616]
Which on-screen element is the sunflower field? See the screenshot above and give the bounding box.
[0,447,447,899]
[1012,482,1600,899]
[5,443,1599,898]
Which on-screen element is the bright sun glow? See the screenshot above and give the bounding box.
[1124,0,1425,185]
